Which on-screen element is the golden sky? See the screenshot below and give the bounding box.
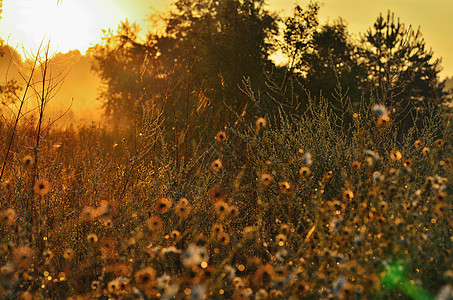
[0,0,452,77]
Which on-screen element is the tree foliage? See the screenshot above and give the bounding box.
[359,11,446,108]
[91,0,278,127]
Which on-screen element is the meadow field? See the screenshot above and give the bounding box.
[1,0,453,299]
[0,70,452,299]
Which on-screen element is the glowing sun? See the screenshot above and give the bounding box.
[2,0,108,55]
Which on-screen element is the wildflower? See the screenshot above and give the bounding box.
[216,232,230,245]
[1,208,17,226]
[422,147,431,156]
[19,291,34,300]
[135,267,156,287]
[211,159,223,172]
[403,158,412,168]
[103,218,113,228]
[372,171,384,182]
[351,161,361,170]
[279,181,291,194]
[435,202,446,216]
[364,150,380,167]
[299,166,311,177]
[107,279,119,294]
[182,244,209,268]
[22,155,34,167]
[209,187,226,202]
[255,263,274,283]
[154,197,172,214]
[157,273,171,289]
[435,139,444,147]
[260,173,273,186]
[43,249,54,261]
[255,117,267,131]
[213,201,229,218]
[372,104,388,116]
[13,245,33,268]
[63,248,75,261]
[302,152,313,166]
[322,171,334,183]
[211,224,224,236]
[377,115,390,129]
[33,178,51,196]
[97,199,115,219]
[215,131,227,143]
[414,140,422,148]
[0,263,16,280]
[87,233,98,243]
[276,233,287,246]
[389,150,402,161]
[174,198,192,219]
[80,206,97,222]
[190,284,206,300]
[91,281,100,290]
[229,205,239,218]
[353,113,359,119]
[342,190,354,201]
[147,215,164,232]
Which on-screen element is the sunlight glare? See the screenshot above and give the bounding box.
[3,0,105,55]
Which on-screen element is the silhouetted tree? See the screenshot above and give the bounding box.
[91,0,278,127]
[279,2,364,115]
[359,11,446,109]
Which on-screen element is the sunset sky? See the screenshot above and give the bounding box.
[0,0,452,78]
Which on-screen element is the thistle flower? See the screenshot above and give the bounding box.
[342,190,354,201]
[216,232,230,245]
[255,264,274,283]
[302,152,313,166]
[63,248,75,261]
[364,150,380,161]
[135,267,156,287]
[182,244,209,268]
[147,215,164,232]
[260,173,273,186]
[422,147,431,156]
[80,206,97,222]
[1,208,17,226]
[211,224,224,236]
[377,115,390,129]
[215,131,227,143]
[372,104,388,116]
[87,233,98,243]
[435,138,444,147]
[275,234,287,246]
[299,166,311,177]
[214,201,229,218]
[154,197,172,214]
[255,117,267,131]
[229,205,239,218]
[389,150,402,161]
[211,159,223,173]
[13,245,33,268]
[209,187,226,202]
[351,161,361,170]
[279,181,291,194]
[33,178,51,196]
[22,155,34,167]
[372,171,384,182]
[97,199,115,219]
[403,158,412,168]
[414,140,422,148]
[174,198,192,219]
